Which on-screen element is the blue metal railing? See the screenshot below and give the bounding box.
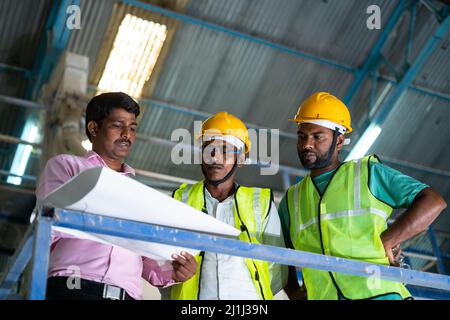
[1,208,449,300]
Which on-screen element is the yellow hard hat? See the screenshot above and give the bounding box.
[290,92,352,134]
[198,111,251,153]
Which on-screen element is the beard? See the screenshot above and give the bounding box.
[298,147,332,170]
[298,130,340,170]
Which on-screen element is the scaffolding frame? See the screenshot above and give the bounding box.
[0,208,450,300]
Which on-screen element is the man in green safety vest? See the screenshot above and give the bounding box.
[169,111,288,300]
[279,92,447,300]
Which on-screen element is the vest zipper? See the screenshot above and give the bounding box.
[254,269,265,300]
[196,251,205,300]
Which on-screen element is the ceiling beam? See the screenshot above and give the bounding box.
[346,8,450,158]
[121,0,355,72]
[27,0,80,100]
[343,0,408,106]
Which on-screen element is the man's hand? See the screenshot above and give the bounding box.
[381,239,403,266]
[380,188,446,267]
[171,251,197,282]
[380,188,447,266]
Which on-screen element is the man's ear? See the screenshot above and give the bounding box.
[336,134,345,151]
[87,121,98,139]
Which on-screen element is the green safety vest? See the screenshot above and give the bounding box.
[170,181,274,300]
[286,155,411,300]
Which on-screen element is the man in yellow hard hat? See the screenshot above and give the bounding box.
[278,92,447,300]
[169,111,288,300]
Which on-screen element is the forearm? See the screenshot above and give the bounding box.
[381,188,447,247]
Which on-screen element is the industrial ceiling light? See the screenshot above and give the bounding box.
[7,119,40,185]
[345,123,382,161]
[97,14,167,98]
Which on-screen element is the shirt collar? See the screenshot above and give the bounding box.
[204,182,239,203]
[84,150,135,176]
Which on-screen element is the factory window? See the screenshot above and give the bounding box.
[97,14,167,98]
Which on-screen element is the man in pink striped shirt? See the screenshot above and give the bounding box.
[36,92,197,300]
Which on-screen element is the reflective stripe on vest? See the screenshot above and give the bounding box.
[287,155,411,300]
[295,208,389,232]
[170,181,274,300]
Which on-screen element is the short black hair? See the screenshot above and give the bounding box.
[85,92,140,141]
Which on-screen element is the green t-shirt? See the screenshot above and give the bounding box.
[278,160,428,248]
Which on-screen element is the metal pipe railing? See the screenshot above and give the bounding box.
[51,209,450,292]
[1,210,449,299]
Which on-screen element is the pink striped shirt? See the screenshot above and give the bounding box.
[36,151,174,300]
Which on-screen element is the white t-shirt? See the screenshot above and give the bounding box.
[199,187,287,300]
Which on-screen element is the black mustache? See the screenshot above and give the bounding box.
[115,139,131,145]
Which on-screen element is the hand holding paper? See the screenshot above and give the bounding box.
[171,251,198,282]
[42,166,240,261]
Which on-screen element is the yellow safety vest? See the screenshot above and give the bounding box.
[287,155,411,300]
[170,181,274,300]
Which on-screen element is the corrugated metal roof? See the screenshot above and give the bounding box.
[415,33,450,93]
[0,0,51,68]
[369,89,450,231]
[87,0,449,204]
[140,0,396,192]
[67,0,117,72]
[371,91,450,168]
[186,0,397,68]
[0,0,449,262]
